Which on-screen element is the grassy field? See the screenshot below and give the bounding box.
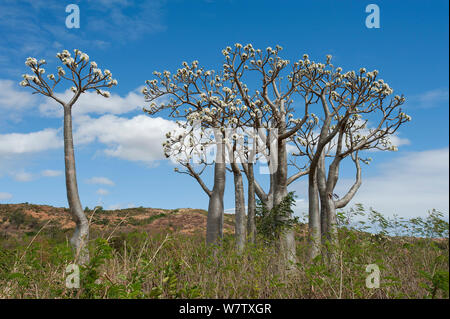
[0,204,448,299]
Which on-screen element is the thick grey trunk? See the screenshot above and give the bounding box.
[246,163,256,244]
[317,152,328,244]
[231,162,246,253]
[206,136,225,245]
[323,156,341,264]
[64,105,89,264]
[274,128,297,270]
[324,194,338,265]
[323,155,362,264]
[308,168,321,260]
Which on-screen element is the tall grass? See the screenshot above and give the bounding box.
[0,206,448,299]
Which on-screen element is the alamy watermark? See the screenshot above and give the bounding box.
[365,4,380,29]
[165,122,280,175]
[65,4,80,29]
[365,264,380,288]
[65,263,80,289]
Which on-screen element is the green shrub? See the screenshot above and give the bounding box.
[255,192,298,244]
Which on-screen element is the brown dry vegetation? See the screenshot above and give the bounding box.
[0,203,235,237]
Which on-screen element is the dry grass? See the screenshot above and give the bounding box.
[0,225,448,299]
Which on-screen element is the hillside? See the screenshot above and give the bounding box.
[0,203,236,237]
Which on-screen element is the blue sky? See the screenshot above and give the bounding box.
[0,0,448,218]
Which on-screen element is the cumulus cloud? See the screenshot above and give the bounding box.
[0,79,37,113]
[75,114,177,163]
[0,128,62,156]
[87,177,115,186]
[41,169,62,177]
[11,170,34,182]
[388,135,410,147]
[96,188,109,196]
[290,147,449,219]
[412,88,449,108]
[39,87,144,117]
[0,192,13,201]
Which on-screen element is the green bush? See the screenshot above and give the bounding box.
[255,192,298,244]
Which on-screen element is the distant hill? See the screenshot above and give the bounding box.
[0,203,236,237]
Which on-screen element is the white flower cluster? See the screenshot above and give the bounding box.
[394,95,406,103]
[80,52,89,61]
[93,68,103,77]
[399,112,412,121]
[371,79,394,95]
[57,66,66,76]
[25,57,38,67]
[96,90,111,98]
[22,57,48,86]
[20,73,39,86]
[21,49,117,103]
[389,145,398,151]
[331,91,341,100]
[56,50,75,66]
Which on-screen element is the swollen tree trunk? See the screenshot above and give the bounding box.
[247,162,256,244]
[64,105,89,264]
[324,194,338,264]
[323,155,362,264]
[206,135,226,245]
[231,162,246,253]
[274,130,297,271]
[322,155,342,265]
[317,152,328,245]
[308,168,321,260]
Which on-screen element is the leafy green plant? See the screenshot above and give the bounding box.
[256,192,298,244]
[79,238,113,298]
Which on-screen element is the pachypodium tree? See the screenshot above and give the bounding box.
[143,62,238,245]
[162,120,216,203]
[231,126,260,245]
[20,50,117,263]
[222,44,318,269]
[222,128,246,252]
[291,59,410,260]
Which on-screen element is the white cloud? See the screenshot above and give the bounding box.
[41,169,62,177]
[413,88,449,108]
[96,188,109,196]
[11,170,34,182]
[75,114,177,163]
[39,87,144,117]
[107,204,122,210]
[0,129,61,180]
[87,177,115,186]
[0,79,37,112]
[0,192,13,200]
[0,128,62,156]
[290,147,449,219]
[389,135,410,147]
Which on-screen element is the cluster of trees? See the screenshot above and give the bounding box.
[21,44,410,267]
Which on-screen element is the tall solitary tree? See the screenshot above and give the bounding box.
[20,50,117,263]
